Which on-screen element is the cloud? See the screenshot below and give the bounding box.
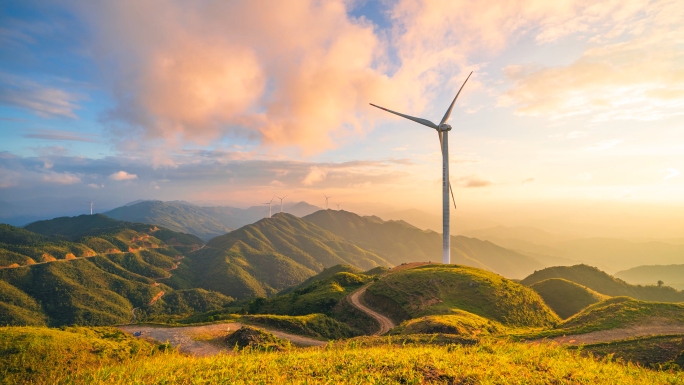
[0,73,81,118]
[42,171,81,184]
[109,171,137,181]
[549,131,588,140]
[302,167,328,186]
[457,175,492,188]
[662,168,680,180]
[585,139,624,151]
[74,1,410,152]
[500,0,684,121]
[23,129,99,142]
[87,183,104,188]
[522,177,536,184]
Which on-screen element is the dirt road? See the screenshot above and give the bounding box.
[119,322,326,356]
[545,322,684,345]
[348,285,395,335]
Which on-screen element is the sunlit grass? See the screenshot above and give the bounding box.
[74,339,683,384]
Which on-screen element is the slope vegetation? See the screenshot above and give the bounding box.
[187,213,390,299]
[0,216,230,326]
[530,278,609,319]
[522,264,684,302]
[365,264,559,327]
[5,329,677,384]
[304,210,544,278]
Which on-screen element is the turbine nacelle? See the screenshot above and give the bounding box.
[438,123,452,132]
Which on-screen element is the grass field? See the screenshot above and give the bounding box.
[26,337,684,384]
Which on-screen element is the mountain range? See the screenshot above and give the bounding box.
[461,226,684,272]
[104,200,322,241]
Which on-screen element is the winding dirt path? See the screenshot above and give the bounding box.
[544,322,684,346]
[349,285,395,335]
[119,322,325,356]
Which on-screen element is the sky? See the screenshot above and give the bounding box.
[1,0,683,238]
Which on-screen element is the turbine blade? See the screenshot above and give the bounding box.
[440,71,473,125]
[370,103,438,129]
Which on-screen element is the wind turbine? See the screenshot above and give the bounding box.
[335,203,340,210]
[87,195,98,215]
[262,196,275,218]
[370,72,472,264]
[276,194,288,213]
[324,195,332,210]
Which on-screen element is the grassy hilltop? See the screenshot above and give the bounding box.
[365,264,560,327]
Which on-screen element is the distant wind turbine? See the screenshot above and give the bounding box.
[335,203,340,210]
[370,71,472,264]
[87,195,99,215]
[262,196,275,218]
[324,195,332,210]
[276,194,288,213]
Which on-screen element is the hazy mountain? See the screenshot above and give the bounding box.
[377,208,502,234]
[105,201,232,241]
[184,213,390,299]
[0,216,230,326]
[460,225,684,272]
[304,209,544,279]
[615,264,684,291]
[522,264,684,302]
[104,200,322,241]
[461,226,576,245]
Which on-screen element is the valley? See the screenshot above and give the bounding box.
[2,207,684,383]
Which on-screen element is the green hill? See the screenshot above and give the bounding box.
[522,264,684,302]
[615,264,684,290]
[304,210,544,279]
[365,264,559,327]
[185,213,390,299]
[279,264,362,294]
[0,217,228,326]
[249,270,371,316]
[391,310,506,337]
[560,297,684,335]
[530,278,609,319]
[25,214,203,246]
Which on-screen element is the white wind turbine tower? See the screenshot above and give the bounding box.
[370,72,472,264]
[276,194,288,213]
[324,195,332,210]
[262,196,275,218]
[87,195,98,215]
[335,203,340,210]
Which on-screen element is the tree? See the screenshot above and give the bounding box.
[658,280,664,287]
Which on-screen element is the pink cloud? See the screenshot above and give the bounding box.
[109,171,137,181]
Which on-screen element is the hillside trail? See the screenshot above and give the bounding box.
[119,322,326,356]
[541,321,684,346]
[348,284,395,335]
